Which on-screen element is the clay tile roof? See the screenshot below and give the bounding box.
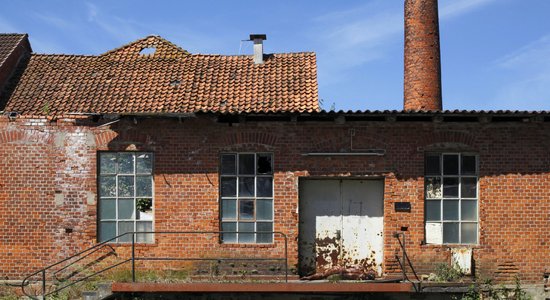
[0,34,27,66]
[1,35,319,116]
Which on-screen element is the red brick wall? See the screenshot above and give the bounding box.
[1,116,548,283]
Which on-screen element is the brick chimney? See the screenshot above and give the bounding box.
[404,0,442,111]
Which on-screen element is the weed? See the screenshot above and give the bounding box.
[435,263,463,282]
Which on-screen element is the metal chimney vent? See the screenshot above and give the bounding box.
[250,34,267,64]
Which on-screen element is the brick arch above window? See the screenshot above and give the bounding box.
[420,131,477,149]
[220,131,279,149]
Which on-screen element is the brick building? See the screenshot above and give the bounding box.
[0,0,549,296]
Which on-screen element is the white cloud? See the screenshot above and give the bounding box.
[440,0,498,19]
[491,34,550,109]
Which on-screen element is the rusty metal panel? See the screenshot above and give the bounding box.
[298,179,384,278]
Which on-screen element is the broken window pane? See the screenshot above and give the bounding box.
[461,223,477,244]
[99,222,116,242]
[461,177,477,198]
[99,176,116,197]
[136,176,152,197]
[100,153,117,174]
[425,155,440,175]
[425,177,442,198]
[118,153,134,174]
[221,222,237,243]
[443,155,459,175]
[136,153,152,174]
[222,200,236,220]
[257,222,273,243]
[443,223,459,244]
[238,154,255,175]
[238,222,255,243]
[425,200,440,221]
[256,199,273,221]
[118,222,134,243]
[221,177,236,197]
[239,200,254,220]
[100,199,116,220]
[461,200,477,221]
[257,154,272,174]
[221,154,236,175]
[461,155,477,175]
[118,199,134,219]
[238,177,254,197]
[118,176,134,197]
[443,200,459,220]
[443,177,459,198]
[257,177,273,197]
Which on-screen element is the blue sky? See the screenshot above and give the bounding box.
[1,0,549,111]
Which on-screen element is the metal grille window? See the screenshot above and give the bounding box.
[425,153,478,244]
[98,152,154,243]
[220,153,274,243]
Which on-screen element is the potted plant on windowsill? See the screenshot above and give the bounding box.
[136,198,153,220]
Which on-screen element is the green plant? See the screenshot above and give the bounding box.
[435,263,463,282]
[136,198,152,212]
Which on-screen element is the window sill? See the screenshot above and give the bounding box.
[421,243,480,249]
[219,243,276,248]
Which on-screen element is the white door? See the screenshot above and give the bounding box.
[298,179,384,277]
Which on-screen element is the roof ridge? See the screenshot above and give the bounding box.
[100,35,190,57]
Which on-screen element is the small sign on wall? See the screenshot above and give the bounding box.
[394,202,411,212]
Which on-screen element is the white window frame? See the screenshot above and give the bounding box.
[219,153,274,244]
[424,152,479,245]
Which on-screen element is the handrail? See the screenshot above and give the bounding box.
[21,230,288,300]
[393,231,420,292]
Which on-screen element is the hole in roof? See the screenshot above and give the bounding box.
[170,80,181,87]
[139,47,156,56]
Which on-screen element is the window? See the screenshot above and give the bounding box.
[425,153,478,244]
[98,152,154,243]
[220,153,273,243]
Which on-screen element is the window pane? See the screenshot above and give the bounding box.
[222,200,237,220]
[443,177,459,198]
[136,221,153,243]
[221,178,236,197]
[118,153,134,174]
[239,200,254,220]
[100,199,116,220]
[425,177,442,199]
[257,199,273,221]
[99,222,116,242]
[443,223,459,244]
[118,199,135,219]
[221,222,237,243]
[221,154,236,175]
[136,198,153,220]
[461,155,477,175]
[425,155,440,175]
[136,176,152,197]
[443,200,459,220]
[257,177,273,197]
[257,154,272,174]
[238,154,255,175]
[425,200,440,221]
[99,176,116,197]
[136,153,152,174]
[461,177,477,198]
[118,222,134,243]
[238,222,255,243]
[461,200,477,221]
[238,177,254,197]
[443,155,459,175]
[257,222,273,243]
[118,176,134,197]
[100,153,117,174]
[461,223,477,244]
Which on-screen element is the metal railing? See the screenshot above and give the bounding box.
[393,231,420,292]
[21,231,288,300]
